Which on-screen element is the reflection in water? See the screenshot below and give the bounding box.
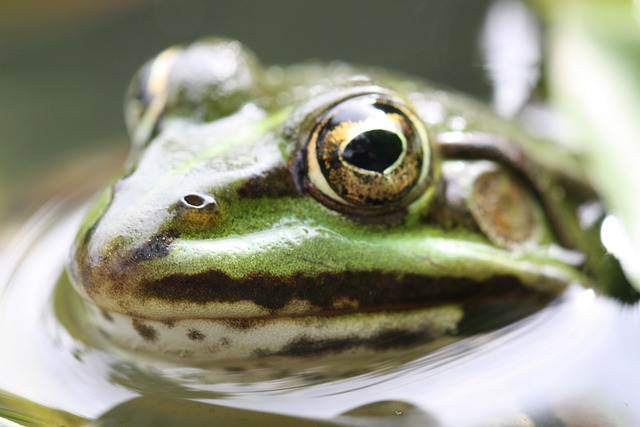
[0,202,639,426]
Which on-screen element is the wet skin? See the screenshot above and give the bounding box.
[67,38,623,360]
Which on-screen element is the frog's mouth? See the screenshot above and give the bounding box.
[71,223,580,326]
[76,259,565,361]
[70,227,582,360]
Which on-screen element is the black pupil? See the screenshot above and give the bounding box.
[342,129,403,173]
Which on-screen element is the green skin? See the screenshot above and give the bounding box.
[67,38,614,359]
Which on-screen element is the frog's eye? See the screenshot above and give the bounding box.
[125,38,262,149]
[302,94,433,215]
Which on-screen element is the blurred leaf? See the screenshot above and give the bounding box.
[0,390,86,426]
[533,0,640,290]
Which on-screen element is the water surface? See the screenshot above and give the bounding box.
[1,201,638,426]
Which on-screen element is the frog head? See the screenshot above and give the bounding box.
[67,38,619,360]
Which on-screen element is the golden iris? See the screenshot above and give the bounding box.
[303,94,432,215]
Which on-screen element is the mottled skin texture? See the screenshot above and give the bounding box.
[67,38,622,359]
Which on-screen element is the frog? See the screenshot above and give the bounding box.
[66,37,628,361]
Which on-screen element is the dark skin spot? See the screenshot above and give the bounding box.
[132,319,158,342]
[237,166,298,198]
[126,234,174,266]
[187,329,206,341]
[100,309,114,322]
[162,319,176,328]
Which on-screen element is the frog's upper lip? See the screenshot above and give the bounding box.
[130,267,554,314]
[70,224,582,321]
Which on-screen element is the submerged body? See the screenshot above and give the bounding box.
[67,38,623,360]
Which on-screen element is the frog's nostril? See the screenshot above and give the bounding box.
[181,193,216,209]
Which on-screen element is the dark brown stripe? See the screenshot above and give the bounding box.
[253,328,435,358]
[137,269,557,313]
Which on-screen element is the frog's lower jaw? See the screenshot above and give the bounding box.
[86,302,463,361]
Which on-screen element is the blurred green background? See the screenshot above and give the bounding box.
[0,0,495,223]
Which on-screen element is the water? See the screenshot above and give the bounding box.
[0,200,639,426]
